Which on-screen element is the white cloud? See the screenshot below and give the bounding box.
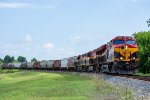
[43,43,54,49]
[25,34,33,43]
[0,2,58,9]
[0,2,32,8]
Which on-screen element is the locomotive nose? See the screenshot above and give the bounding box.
[124,45,131,60]
[118,45,131,60]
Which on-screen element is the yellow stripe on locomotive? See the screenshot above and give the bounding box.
[114,46,138,62]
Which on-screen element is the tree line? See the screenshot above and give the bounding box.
[132,19,150,73]
[0,55,37,65]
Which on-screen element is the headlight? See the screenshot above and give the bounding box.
[120,57,123,60]
[131,52,138,59]
[131,57,136,60]
[125,45,128,50]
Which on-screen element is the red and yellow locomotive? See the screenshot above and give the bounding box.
[94,36,138,74]
[76,36,139,74]
[112,36,138,74]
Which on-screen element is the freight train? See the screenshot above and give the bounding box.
[1,36,139,74]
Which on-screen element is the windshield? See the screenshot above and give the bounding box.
[113,40,124,45]
[126,40,136,45]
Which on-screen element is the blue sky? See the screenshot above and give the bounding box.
[0,0,150,61]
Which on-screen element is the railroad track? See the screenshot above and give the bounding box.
[104,73,150,82]
[21,69,150,82]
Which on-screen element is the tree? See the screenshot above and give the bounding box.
[0,58,4,65]
[133,31,150,73]
[17,56,27,62]
[11,56,15,62]
[31,58,37,62]
[4,55,14,63]
[147,18,150,27]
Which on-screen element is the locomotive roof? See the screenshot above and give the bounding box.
[111,36,136,41]
[93,44,107,53]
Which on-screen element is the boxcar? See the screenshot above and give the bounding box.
[53,60,61,70]
[47,60,53,69]
[33,62,40,69]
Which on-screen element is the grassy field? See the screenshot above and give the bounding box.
[136,72,150,76]
[0,69,20,74]
[0,71,133,100]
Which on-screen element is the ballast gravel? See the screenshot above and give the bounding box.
[101,75,150,100]
[73,72,150,100]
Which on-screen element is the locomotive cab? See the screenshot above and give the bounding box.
[112,36,138,61]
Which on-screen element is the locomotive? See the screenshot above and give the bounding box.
[76,36,139,74]
[96,36,138,74]
[1,36,139,74]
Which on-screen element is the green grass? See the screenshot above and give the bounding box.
[0,69,20,74]
[136,72,150,76]
[0,71,133,100]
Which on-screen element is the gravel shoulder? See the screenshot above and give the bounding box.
[72,72,150,100]
[102,74,150,100]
